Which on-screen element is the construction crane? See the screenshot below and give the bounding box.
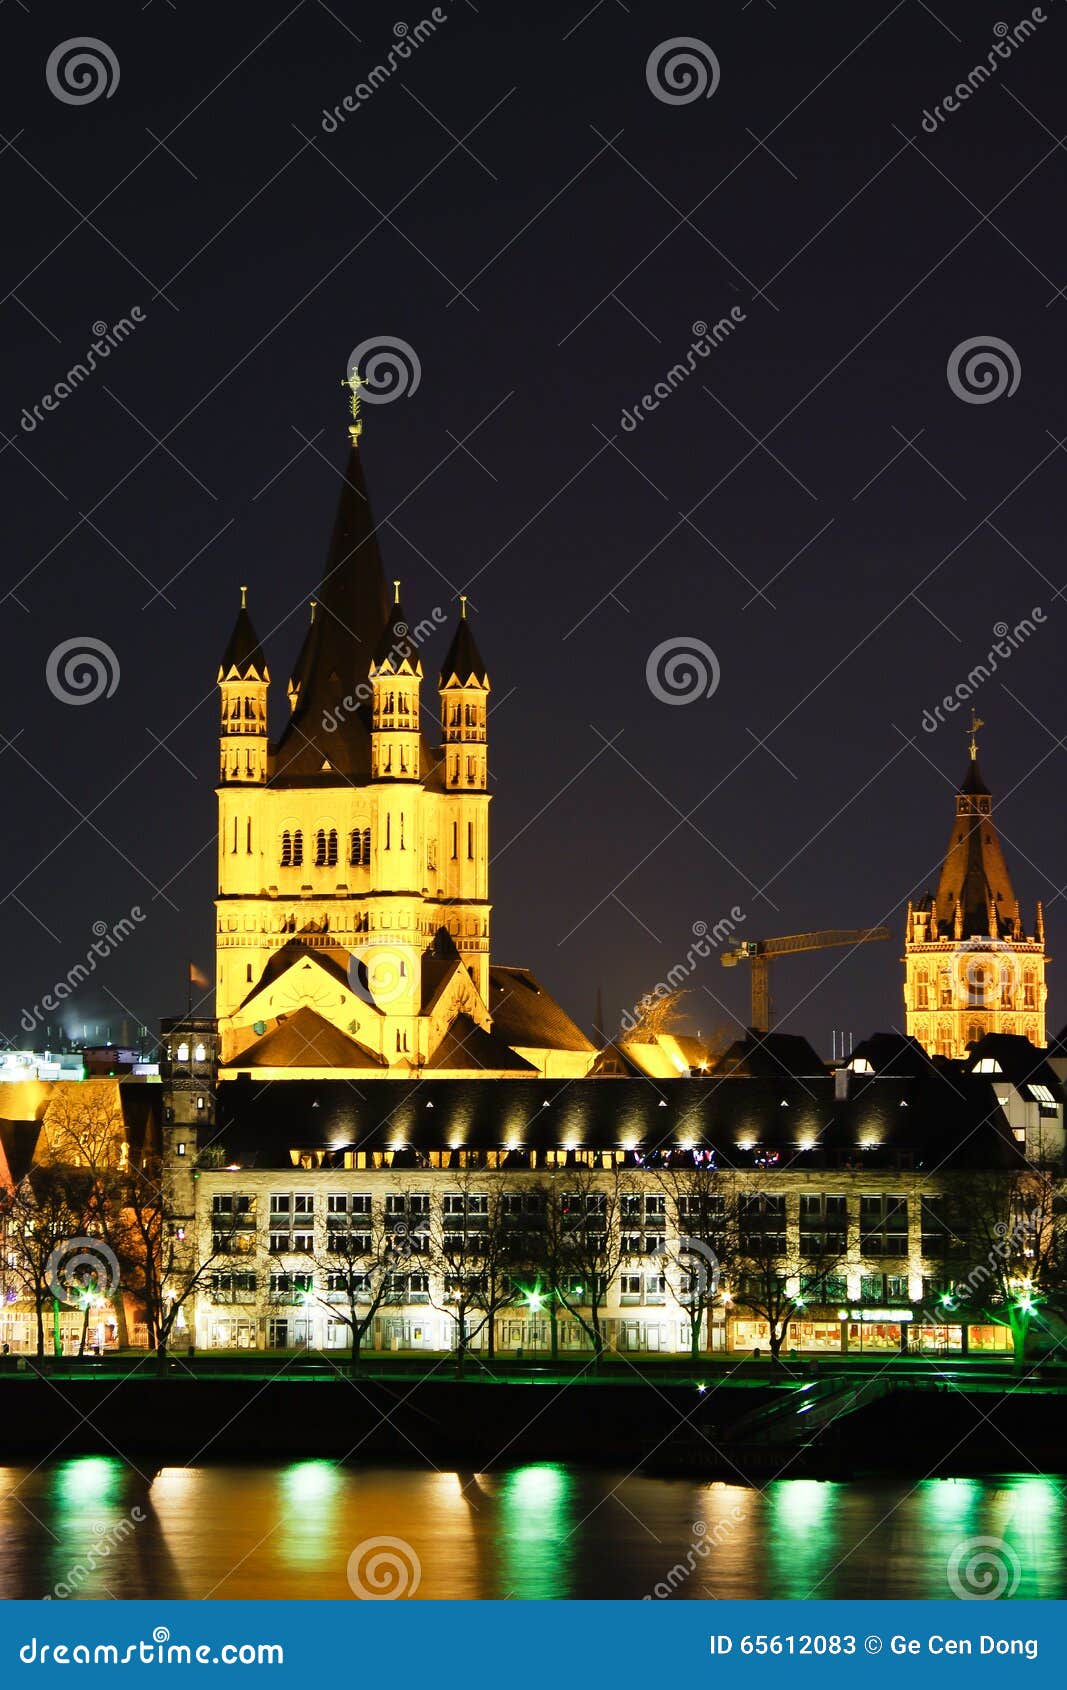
[720,928,891,1035]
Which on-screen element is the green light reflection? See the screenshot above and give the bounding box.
[496,1464,574,1599]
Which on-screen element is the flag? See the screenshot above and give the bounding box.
[189,961,210,990]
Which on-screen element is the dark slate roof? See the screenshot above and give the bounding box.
[270,444,444,789]
[239,940,352,1010]
[271,443,390,785]
[373,592,420,670]
[932,755,1022,939]
[716,1033,826,1079]
[847,1033,944,1079]
[288,602,318,702]
[0,1119,41,1185]
[210,1071,1025,1171]
[425,1014,537,1073]
[231,1007,385,1070]
[489,967,595,1054]
[964,1033,1063,1098]
[219,599,267,679]
[440,611,488,687]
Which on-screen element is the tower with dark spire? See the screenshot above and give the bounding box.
[904,717,1047,1056]
[212,371,496,1066]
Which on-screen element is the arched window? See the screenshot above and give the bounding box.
[194,1043,206,1062]
[326,828,338,867]
[292,830,304,865]
[350,827,371,866]
[176,1042,189,1062]
[281,830,292,867]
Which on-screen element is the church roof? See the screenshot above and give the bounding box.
[932,752,1022,939]
[440,608,488,687]
[425,1014,537,1072]
[239,939,353,1009]
[489,967,595,1053]
[219,595,267,679]
[228,1007,386,1070]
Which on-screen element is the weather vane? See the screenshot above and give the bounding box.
[343,366,362,446]
[968,708,984,762]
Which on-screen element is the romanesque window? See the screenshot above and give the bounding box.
[281,831,292,867]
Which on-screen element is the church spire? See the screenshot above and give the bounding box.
[270,381,390,782]
[935,731,1018,940]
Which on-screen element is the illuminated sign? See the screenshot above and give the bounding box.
[847,1308,914,1322]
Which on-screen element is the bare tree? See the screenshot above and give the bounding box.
[654,1162,729,1362]
[924,1164,1067,1369]
[726,1186,849,1365]
[532,1164,633,1366]
[6,1165,91,1358]
[311,1193,396,1375]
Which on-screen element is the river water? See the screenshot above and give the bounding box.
[0,1462,1064,1600]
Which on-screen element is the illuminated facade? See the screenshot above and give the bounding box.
[215,414,592,1080]
[904,733,1047,1059]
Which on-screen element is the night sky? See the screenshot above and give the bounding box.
[3,1,1066,1055]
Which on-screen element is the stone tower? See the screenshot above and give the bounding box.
[904,726,1047,1057]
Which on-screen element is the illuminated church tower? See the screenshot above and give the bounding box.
[904,716,1047,1057]
[214,379,495,1071]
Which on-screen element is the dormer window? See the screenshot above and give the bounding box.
[176,1042,190,1062]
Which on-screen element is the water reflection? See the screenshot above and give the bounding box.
[0,1462,1063,1600]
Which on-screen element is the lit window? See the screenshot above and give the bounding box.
[176,1042,189,1062]
[1028,1084,1056,1104]
[194,1043,206,1062]
[177,1142,186,1157]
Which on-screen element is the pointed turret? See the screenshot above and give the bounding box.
[370,579,422,781]
[439,595,489,792]
[217,586,269,785]
[218,585,267,682]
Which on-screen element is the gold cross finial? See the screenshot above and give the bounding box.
[309,599,316,623]
[969,709,984,761]
[343,367,362,445]
[460,593,468,620]
[240,584,247,609]
[393,579,401,606]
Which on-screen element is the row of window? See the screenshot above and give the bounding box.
[208,1269,925,1306]
[275,821,479,867]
